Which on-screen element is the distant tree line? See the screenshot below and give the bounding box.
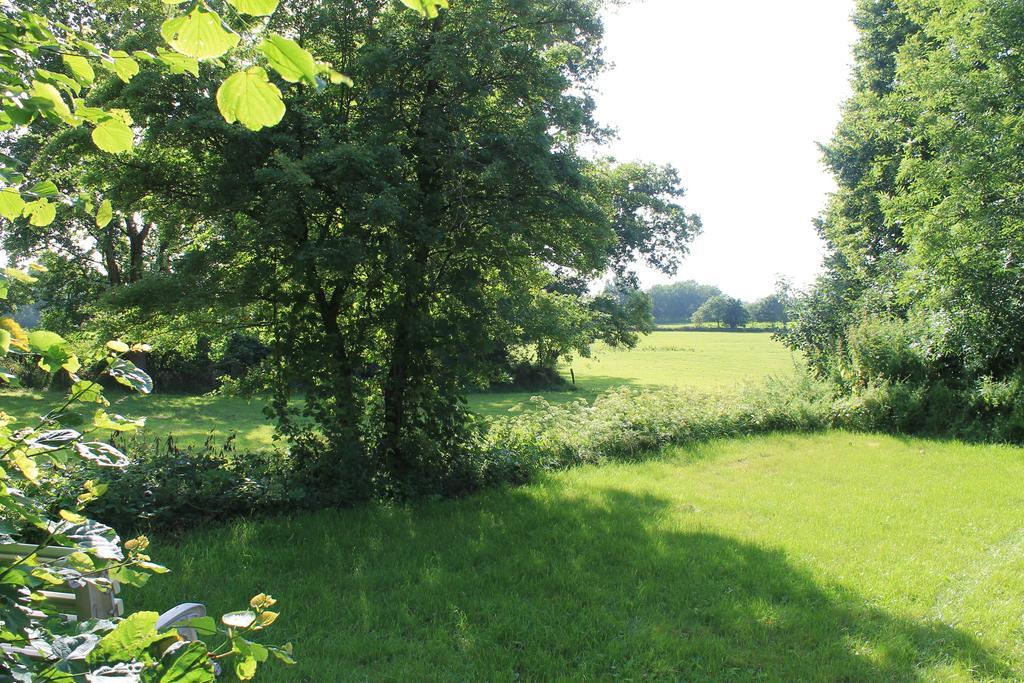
[649,278,793,329]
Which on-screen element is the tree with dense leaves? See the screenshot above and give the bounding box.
[45,0,700,496]
[787,0,1024,385]
[649,280,721,323]
[693,294,748,330]
[0,0,444,678]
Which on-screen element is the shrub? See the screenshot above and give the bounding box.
[78,435,296,535]
[215,333,271,380]
[483,376,833,470]
[147,338,217,393]
[840,316,934,388]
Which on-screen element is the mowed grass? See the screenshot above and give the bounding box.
[0,390,279,452]
[1,332,798,449]
[133,433,1024,681]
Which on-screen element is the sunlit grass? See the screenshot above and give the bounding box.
[132,433,1024,681]
[2,331,799,448]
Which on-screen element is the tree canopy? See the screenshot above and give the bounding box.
[787,0,1024,386]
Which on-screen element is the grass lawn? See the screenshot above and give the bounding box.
[1,331,799,450]
[134,433,1024,681]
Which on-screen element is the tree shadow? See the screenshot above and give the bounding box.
[148,485,1014,681]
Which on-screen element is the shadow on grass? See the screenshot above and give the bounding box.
[144,486,1011,681]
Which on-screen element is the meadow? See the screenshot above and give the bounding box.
[8,329,1024,680]
[134,432,1024,681]
[2,331,799,450]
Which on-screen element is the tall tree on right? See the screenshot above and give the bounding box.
[787,0,1024,384]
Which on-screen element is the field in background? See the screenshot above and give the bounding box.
[1,331,799,450]
[135,433,1024,680]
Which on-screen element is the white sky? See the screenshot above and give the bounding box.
[596,0,858,301]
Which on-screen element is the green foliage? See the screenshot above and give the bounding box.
[693,295,749,329]
[0,319,292,678]
[75,435,293,535]
[790,0,1024,394]
[649,280,721,323]
[76,0,700,498]
[0,0,451,676]
[484,376,833,469]
[838,316,935,389]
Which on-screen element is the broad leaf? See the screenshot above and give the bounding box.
[156,48,200,77]
[221,611,256,629]
[226,0,279,16]
[162,9,240,60]
[106,51,140,83]
[86,663,144,682]
[30,81,77,125]
[0,188,25,220]
[93,119,134,154]
[4,268,37,284]
[216,67,285,131]
[260,34,317,85]
[109,358,153,394]
[96,199,113,228]
[75,442,130,468]
[0,318,29,351]
[23,198,56,226]
[158,641,216,681]
[400,0,449,18]
[64,55,95,85]
[88,612,161,663]
[94,410,146,433]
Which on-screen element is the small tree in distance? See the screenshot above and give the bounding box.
[693,295,749,329]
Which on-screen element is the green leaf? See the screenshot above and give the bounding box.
[23,199,56,227]
[162,8,240,60]
[156,48,200,77]
[260,34,317,85]
[64,54,95,85]
[88,611,162,664]
[104,51,140,83]
[109,358,154,394]
[0,188,25,221]
[158,641,215,681]
[29,180,58,197]
[93,410,145,433]
[92,119,134,154]
[4,268,38,284]
[216,67,286,131]
[400,0,449,18]
[182,616,217,637]
[96,199,113,228]
[29,330,73,373]
[70,380,104,404]
[236,656,258,680]
[221,611,256,628]
[75,442,129,467]
[29,81,77,126]
[226,0,279,16]
[0,329,10,353]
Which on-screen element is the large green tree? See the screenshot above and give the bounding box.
[39,0,700,496]
[788,0,1024,384]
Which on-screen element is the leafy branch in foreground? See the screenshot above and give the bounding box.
[1,267,291,680]
[0,0,445,237]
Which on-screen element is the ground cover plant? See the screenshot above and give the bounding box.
[133,433,1024,681]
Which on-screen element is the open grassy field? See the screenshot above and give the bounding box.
[133,432,1024,681]
[1,331,799,450]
